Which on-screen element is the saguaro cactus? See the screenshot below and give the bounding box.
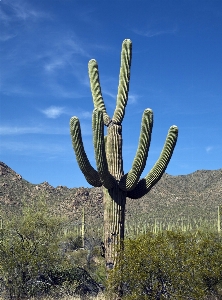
[70,39,178,270]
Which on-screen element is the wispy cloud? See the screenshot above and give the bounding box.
[44,59,66,73]
[42,77,89,99]
[0,3,94,99]
[206,146,213,153]
[78,111,92,119]
[0,35,90,98]
[133,27,178,38]
[40,106,92,120]
[128,94,139,104]
[43,37,90,75]
[0,125,68,135]
[41,36,92,97]
[1,85,36,96]
[41,106,66,119]
[0,119,93,136]
[103,90,138,105]
[0,0,51,25]
[103,90,116,100]
[0,140,66,155]
[0,126,43,135]
[0,34,17,42]
[0,6,10,23]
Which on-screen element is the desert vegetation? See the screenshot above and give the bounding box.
[0,195,222,299]
[108,230,222,299]
[0,198,105,299]
[1,162,222,299]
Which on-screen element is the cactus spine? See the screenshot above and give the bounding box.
[70,39,178,270]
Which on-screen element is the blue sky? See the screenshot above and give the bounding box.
[0,0,222,188]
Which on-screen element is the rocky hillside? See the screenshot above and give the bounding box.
[0,161,222,229]
[0,161,103,226]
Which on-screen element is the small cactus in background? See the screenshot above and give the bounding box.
[218,205,221,233]
[70,39,178,271]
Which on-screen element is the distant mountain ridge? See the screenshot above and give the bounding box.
[0,161,222,227]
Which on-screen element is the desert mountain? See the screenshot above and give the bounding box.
[0,161,222,231]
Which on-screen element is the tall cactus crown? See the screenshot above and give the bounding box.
[70,39,178,198]
[88,39,132,126]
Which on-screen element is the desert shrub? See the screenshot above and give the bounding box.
[0,197,105,299]
[65,236,106,289]
[68,235,83,250]
[0,197,68,299]
[48,263,101,298]
[0,200,102,299]
[60,233,83,254]
[107,230,222,299]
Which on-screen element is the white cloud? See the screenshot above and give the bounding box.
[0,34,16,42]
[128,94,138,104]
[43,77,89,99]
[0,0,51,24]
[103,90,116,99]
[43,36,90,75]
[0,140,66,155]
[40,106,93,120]
[0,126,42,135]
[65,38,90,58]
[1,85,35,96]
[44,59,66,73]
[0,125,68,135]
[103,90,138,105]
[0,5,92,97]
[41,36,92,97]
[0,5,11,24]
[133,27,178,38]
[41,106,66,119]
[206,146,213,153]
[79,111,92,119]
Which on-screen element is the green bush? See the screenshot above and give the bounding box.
[107,230,222,299]
[0,197,66,299]
[65,237,106,288]
[0,197,104,299]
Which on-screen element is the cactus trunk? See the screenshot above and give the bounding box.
[103,186,126,269]
[104,124,126,269]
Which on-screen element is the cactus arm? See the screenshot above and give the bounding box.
[93,109,116,189]
[88,59,111,126]
[119,109,153,191]
[112,39,132,124]
[127,125,178,199]
[70,116,102,187]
